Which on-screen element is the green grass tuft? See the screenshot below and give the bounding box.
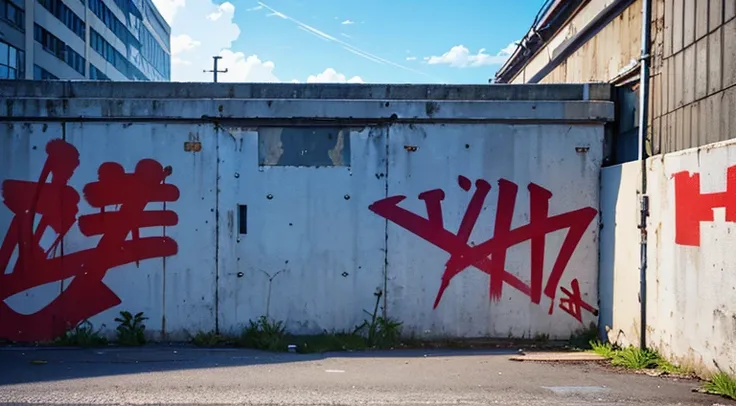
[703,372,736,400]
[589,340,617,359]
[611,346,661,369]
[54,320,108,347]
[191,330,229,347]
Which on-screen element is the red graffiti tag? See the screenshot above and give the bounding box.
[369,175,598,322]
[674,165,736,246]
[559,278,597,322]
[0,139,179,342]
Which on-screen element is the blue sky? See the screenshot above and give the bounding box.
[155,0,545,84]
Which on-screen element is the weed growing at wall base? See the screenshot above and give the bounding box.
[115,311,148,346]
[589,341,688,375]
[53,320,108,347]
[702,372,736,400]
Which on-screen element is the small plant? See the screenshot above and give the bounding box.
[703,372,736,400]
[115,311,148,346]
[611,346,661,369]
[353,288,403,349]
[192,330,229,347]
[534,333,550,343]
[589,340,617,359]
[54,320,108,347]
[239,316,286,351]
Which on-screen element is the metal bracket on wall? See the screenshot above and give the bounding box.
[184,141,202,152]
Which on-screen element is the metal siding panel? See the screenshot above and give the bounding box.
[696,37,709,100]
[696,0,710,39]
[690,101,700,148]
[683,45,697,105]
[665,0,675,57]
[216,127,387,335]
[711,0,724,31]
[722,86,736,141]
[724,17,736,88]
[697,98,709,146]
[384,123,603,339]
[674,0,685,53]
[653,116,663,155]
[684,104,694,150]
[675,51,685,108]
[685,0,697,47]
[668,56,676,113]
[708,27,723,95]
[727,0,736,21]
[707,93,723,145]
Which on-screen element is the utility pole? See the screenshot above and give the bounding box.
[203,56,228,83]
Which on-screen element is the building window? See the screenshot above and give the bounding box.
[33,64,58,79]
[89,64,110,80]
[0,40,25,79]
[37,0,86,39]
[34,24,86,75]
[90,28,149,80]
[0,0,25,31]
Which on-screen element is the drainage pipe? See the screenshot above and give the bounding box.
[637,0,653,351]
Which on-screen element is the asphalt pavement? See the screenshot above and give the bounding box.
[0,345,732,405]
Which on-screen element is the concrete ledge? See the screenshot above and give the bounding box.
[1,99,615,123]
[509,352,607,362]
[0,80,613,101]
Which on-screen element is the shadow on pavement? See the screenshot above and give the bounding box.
[0,345,520,386]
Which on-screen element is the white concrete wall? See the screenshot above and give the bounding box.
[0,87,610,343]
[600,139,736,376]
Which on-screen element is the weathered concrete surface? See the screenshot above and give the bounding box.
[0,80,614,101]
[0,346,729,405]
[599,138,736,376]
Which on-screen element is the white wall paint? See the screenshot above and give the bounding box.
[0,97,609,342]
[600,139,736,376]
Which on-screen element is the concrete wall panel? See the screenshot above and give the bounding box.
[380,123,604,339]
[0,82,612,343]
[216,126,388,336]
[603,138,736,375]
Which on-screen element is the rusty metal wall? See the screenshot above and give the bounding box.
[508,0,736,156]
[651,0,736,155]
[0,82,613,342]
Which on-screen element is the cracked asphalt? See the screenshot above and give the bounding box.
[0,346,732,405]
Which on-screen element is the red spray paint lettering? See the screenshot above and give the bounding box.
[674,165,736,246]
[369,175,598,322]
[0,139,179,342]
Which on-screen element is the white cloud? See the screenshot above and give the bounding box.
[206,2,234,21]
[152,0,362,83]
[257,2,441,81]
[425,42,518,68]
[341,19,354,25]
[340,33,352,39]
[306,68,363,83]
[406,56,416,61]
[246,5,263,11]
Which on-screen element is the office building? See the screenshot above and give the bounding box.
[0,0,170,81]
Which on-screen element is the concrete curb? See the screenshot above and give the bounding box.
[509,351,606,362]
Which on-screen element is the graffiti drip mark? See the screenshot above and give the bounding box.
[369,175,598,322]
[674,165,736,246]
[0,139,180,342]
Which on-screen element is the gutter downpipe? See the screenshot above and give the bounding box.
[637,0,652,351]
